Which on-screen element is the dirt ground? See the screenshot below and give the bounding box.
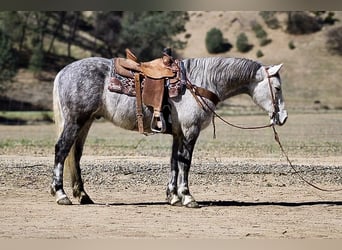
[0,113,341,239]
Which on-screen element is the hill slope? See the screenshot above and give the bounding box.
[178,11,342,111]
[2,11,342,112]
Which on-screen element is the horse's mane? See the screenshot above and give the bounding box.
[183,57,262,85]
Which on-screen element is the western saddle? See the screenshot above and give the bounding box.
[108,48,182,134]
[108,48,220,134]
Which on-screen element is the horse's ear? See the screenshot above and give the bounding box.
[267,63,283,76]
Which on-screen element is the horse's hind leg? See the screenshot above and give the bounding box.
[50,122,81,205]
[68,120,94,204]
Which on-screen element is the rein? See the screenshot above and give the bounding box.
[178,61,342,193]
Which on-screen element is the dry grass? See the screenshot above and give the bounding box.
[3,11,342,113]
[1,112,341,160]
[178,11,342,110]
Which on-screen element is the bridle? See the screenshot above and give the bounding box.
[189,66,277,131]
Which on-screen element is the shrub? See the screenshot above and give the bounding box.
[288,40,296,50]
[286,11,322,34]
[236,32,252,53]
[205,28,231,54]
[251,21,272,47]
[260,37,272,46]
[326,26,342,56]
[256,50,264,58]
[312,11,339,25]
[259,11,280,29]
[251,21,267,39]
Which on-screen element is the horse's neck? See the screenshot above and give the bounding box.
[184,58,255,101]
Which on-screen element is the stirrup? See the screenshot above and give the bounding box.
[151,111,166,133]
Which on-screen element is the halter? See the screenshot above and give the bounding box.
[264,66,280,124]
[189,66,277,131]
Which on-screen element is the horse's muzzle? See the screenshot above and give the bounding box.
[271,110,288,126]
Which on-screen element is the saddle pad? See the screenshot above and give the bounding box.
[108,74,144,96]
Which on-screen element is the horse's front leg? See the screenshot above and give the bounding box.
[177,134,199,208]
[167,131,199,208]
[166,137,181,206]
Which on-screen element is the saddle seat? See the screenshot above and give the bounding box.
[114,50,177,79]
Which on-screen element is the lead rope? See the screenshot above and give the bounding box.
[190,69,341,193]
[271,125,342,192]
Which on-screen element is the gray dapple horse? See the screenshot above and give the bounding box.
[50,56,287,207]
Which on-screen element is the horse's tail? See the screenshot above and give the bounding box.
[53,72,76,181]
[53,72,64,138]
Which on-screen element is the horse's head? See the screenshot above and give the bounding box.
[250,64,287,126]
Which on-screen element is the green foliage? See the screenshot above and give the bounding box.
[205,28,231,54]
[259,11,280,29]
[0,11,191,89]
[118,12,189,60]
[29,43,44,73]
[288,40,296,50]
[0,29,17,91]
[251,21,267,39]
[286,12,322,34]
[236,32,252,53]
[256,50,264,58]
[251,21,272,47]
[312,11,339,25]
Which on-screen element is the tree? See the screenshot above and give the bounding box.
[286,11,322,34]
[93,11,122,57]
[117,12,189,60]
[0,30,17,92]
[205,28,232,54]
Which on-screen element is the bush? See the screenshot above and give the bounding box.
[251,21,267,39]
[251,21,272,47]
[236,32,252,53]
[286,12,322,34]
[259,11,280,29]
[256,50,264,58]
[312,11,339,25]
[260,37,272,46]
[288,40,296,50]
[205,28,232,54]
[326,26,342,56]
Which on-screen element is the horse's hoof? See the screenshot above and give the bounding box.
[167,194,182,206]
[182,195,200,208]
[185,201,200,208]
[57,196,72,205]
[79,195,94,205]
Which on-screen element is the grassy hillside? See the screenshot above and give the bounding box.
[2,11,342,113]
[178,11,342,111]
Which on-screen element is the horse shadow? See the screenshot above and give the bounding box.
[95,200,342,207]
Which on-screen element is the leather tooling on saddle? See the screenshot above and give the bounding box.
[108,48,185,134]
